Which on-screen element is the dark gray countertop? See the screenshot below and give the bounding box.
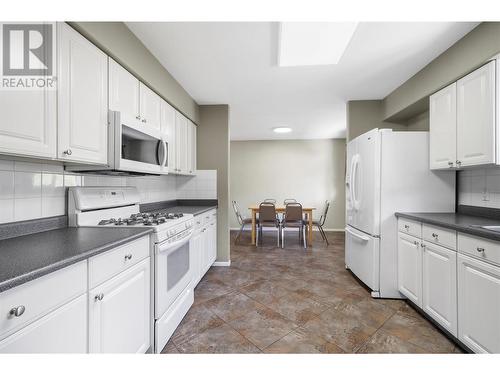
[166,205,217,216]
[0,227,152,293]
[395,212,500,241]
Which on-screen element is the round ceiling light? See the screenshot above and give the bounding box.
[273,127,292,134]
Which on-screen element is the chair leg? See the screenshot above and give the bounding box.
[319,225,329,245]
[235,224,244,244]
[302,225,307,249]
[256,225,259,246]
[282,226,285,248]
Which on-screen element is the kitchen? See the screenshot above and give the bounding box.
[0,2,499,373]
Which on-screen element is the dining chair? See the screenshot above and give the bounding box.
[281,202,306,249]
[263,198,277,204]
[283,198,297,205]
[257,202,280,247]
[312,200,330,245]
[231,200,253,244]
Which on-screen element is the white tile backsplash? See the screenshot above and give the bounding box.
[458,167,500,208]
[0,155,216,224]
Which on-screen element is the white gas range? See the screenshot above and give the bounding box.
[68,186,195,353]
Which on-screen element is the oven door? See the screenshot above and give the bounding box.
[113,112,167,175]
[155,231,193,318]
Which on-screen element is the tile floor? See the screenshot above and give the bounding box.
[162,230,465,354]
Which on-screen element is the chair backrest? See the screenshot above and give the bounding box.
[319,200,330,226]
[231,200,244,225]
[259,202,277,222]
[263,198,276,204]
[284,202,303,223]
[283,198,297,205]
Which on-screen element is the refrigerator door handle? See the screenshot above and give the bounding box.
[351,155,360,210]
[345,226,369,241]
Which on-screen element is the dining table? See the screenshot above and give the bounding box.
[248,205,316,247]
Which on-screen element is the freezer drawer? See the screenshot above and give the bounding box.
[345,226,380,292]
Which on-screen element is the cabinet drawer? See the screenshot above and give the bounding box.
[423,224,456,250]
[0,261,87,340]
[398,218,421,238]
[458,233,500,266]
[89,235,150,289]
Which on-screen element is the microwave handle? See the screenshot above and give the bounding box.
[163,141,168,168]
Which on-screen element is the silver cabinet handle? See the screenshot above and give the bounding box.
[456,160,461,167]
[9,305,25,317]
[432,233,439,239]
[477,247,485,253]
[141,119,147,123]
[94,293,104,302]
[63,149,72,155]
[124,254,133,260]
[448,161,454,167]
[413,240,419,246]
[404,224,409,230]
[136,115,141,120]
[421,243,426,248]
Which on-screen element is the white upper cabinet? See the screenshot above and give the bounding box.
[430,60,497,170]
[0,22,56,160]
[161,100,177,173]
[187,120,197,175]
[429,83,457,169]
[57,23,108,164]
[457,60,496,167]
[109,58,140,121]
[175,112,189,174]
[139,83,162,130]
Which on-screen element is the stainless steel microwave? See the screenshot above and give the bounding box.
[67,111,168,175]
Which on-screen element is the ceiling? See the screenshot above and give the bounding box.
[127,22,478,140]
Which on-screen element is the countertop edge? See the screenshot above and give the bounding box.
[192,206,218,216]
[395,212,500,242]
[0,229,153,293]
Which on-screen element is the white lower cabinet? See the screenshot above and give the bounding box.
[0,294,87,353]
[397,232,423,308]
[191,210,218,287]
[422,241,457,336]
[89,257,150,353]
[458,254,500,353]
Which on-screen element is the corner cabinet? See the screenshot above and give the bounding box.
[191,209,218,287]
[430,59,497,170]
[57,22,108,165]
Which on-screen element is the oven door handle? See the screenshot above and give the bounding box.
[156,233,192,254]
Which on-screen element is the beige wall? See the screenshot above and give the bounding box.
[230,139,346,231]
[69,22,199,123]
[382,22,500,122]
[197,105,230,262]
[347,100,407,141]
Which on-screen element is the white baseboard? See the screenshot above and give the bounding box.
[212,260,231,267]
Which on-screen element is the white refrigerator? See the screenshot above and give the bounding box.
[345,128,455,298]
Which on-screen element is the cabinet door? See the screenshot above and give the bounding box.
[57,23,108,164]
[189,231,203,286]
[458,254,500,353]
[139,83,162,130]
[109,58,140,120]
[175,112,188,174]
[161,100,177,173]
[89,258,150,353]
[429,83,457,169]
[456,61,496,167]
[422,241,457,336]
[0,294,87,353]
[187,120,197,175]
[0,66,56,158]
[397,233,422,307]
[209,221,217,264]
